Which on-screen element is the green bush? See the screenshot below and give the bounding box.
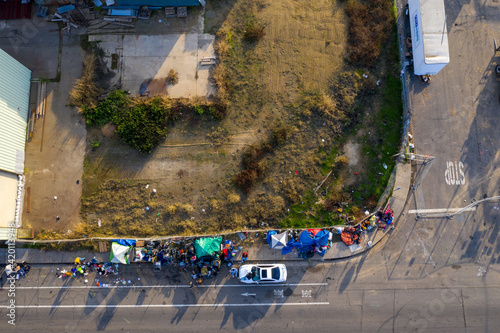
[115,97,170,153]
[82,90,129,126]
[83,91,225,153]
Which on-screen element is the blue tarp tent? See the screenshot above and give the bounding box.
[112,239,136,247]
[281,229,330,258]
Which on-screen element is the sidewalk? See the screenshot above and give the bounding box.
[0,162,411,265]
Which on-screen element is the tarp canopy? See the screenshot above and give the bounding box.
[112,239,136,247]
[4,264,14,276]
[194,237,222,258]
[268,231,288,250]
[266,230,277,244]
[281,229,331,258]
[110,242,133,264]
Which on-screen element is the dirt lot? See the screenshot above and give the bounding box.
[36,0,401,239]
[75,0,348,237]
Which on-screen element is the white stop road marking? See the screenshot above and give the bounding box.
[445,161,465,185]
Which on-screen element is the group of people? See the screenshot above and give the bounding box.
[6,261,30,278]
[54,257,118,279]
[341,207,395,246]
[188,244,249,287]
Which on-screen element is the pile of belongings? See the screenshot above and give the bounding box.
[375,208,394,229]
[221,239,238,262]
[135,246,154,262]
[282,229,332,259]
[341,227,360,246]
[5,261,30,279]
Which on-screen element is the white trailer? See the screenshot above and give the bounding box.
[408,0,449,76]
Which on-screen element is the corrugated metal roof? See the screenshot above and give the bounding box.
[0,48,31,175]
[115,0,201,7]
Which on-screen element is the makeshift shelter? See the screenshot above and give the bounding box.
[194,237,222,258]
[281,229,331,258]
[110,239,135,264]
[4,264,14,277]
[267,231,288,250]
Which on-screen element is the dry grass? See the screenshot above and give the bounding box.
[78,0,399,237]
[69,52,103,109]
[258,0,347,94]
[166,69,179,85]
[345,0,394,67]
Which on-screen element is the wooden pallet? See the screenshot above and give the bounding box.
[98,241,108,252]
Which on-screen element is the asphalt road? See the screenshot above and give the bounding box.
[1,252,500,332]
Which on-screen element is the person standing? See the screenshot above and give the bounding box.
[241,252,248,262]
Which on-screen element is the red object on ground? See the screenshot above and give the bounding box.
[354,172,359,175]
[0,0,32,20]
[308,228,322,236]
[341,227,356,246]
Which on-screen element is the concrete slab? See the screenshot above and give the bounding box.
[89,32,216,98]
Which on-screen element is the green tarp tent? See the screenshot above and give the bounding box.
[194,237,222,258]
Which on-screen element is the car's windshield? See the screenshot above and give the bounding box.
[271,267,280,280]
[252,267,260,281]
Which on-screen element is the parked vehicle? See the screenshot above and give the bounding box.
[239,264,287,284]
[407,0,450,81]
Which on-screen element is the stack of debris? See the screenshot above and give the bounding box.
[52,5,90,32]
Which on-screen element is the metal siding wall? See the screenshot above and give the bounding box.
[115,0,200,6]
[0,49,31,175]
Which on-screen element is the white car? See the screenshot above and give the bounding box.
[238,264,287,283]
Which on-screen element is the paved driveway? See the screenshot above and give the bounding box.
[88,33,216,98]
[409,0,499,210]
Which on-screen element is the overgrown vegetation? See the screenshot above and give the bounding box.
[353,25,402,205]
[345,0,395,67]
[80,90,226,153]
[243,21,265,42]
[69,53,103,109]
[75,0,403,237]
[234,124,290,194]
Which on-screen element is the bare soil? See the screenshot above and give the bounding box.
[72,0,397,238]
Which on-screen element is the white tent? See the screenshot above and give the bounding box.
[4,264,15,277]
[110,242,132,265]
[269,232,288,250]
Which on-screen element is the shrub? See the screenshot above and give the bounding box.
[166,69,179,85]
[227,192,241,204]
[194,105,204,115]
[335,155,350,168]
[344,0,394,67]
[82,89,129,126]
[114,96,170,153]
[69,52,103,109]
[244,22,265,42]
[83,91,224,153]
[234,168,261,194]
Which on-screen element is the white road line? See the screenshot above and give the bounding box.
[12,302,330,309]
[12,283,328,290]
[408,207,477,214]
